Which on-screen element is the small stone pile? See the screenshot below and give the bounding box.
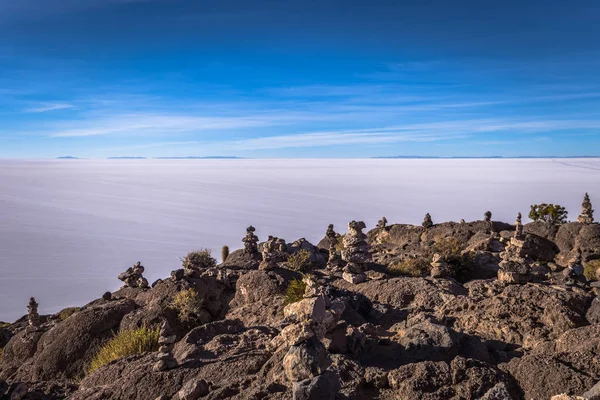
[242,226,259,255]
[484,211,492,222]
[376,216,388,229]
[430,253,452,278]
[153,319,177,371]
[259,236,287,270]
[326,243,343,270]
[26,297,41,332]
[578,193,594,224]
[325,224,337,240]
[341,221,371,284]
[422,213,433,229]
[277,276,343,400]
[498,213,532,284]
[562,251,586,286]
[118,261,149,289]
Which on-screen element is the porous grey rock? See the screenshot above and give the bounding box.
[292,370,340,400]
[175,379,209,400]
[283,337,331,382]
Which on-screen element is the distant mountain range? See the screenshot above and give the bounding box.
[56,156,243,160]
[372,156,600,159]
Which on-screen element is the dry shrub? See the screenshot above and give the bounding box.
[584,260,600,281]
[87,327,159,375]
[388,258,429,277]
[182,249,217,270]
[58,307,80,321]
[171,288,204,323]
[287,250,313,273]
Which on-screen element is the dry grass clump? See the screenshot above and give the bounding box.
[284,279,307,306]
[171,288,204,323]
[87,327,159,375]
[584,260,600,281]
[287,250,312,273]
[0,348,4,361]
[387,258,429,277]
[58,307,80,321]
[182,249,217,270]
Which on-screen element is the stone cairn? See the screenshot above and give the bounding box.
[327,243,343,270]
[259,235,288,270]
[242,225,259,255]
[578,193,594,224]
[563,251,586,286]
[276,276,343,399]
[484,211,492,222]
[26,297,41,332]
[153,319,177,371]
[341,221,371,284]
[376,216,388,229]
[430,253,452,278]
[422,213,433,229]
[497,213,532,284]
[325,224,337,240]
[118,261,149,289]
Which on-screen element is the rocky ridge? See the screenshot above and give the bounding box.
[1,197,600,399]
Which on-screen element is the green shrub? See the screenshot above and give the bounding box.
[432,237,474,282]
[0,322,9,328]
[58,307,80,321]
[529,203,568,225]
[221,245,230,262]
[284,279,307,306]
[584,260,600,281]
[171,288,204,323]
[87,327,159,375]
[182,249,217,270]
[388,258,429,277]
[287,250,313,273]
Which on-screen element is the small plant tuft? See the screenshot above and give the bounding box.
[388,258,429,277]
[287,250,313,273]
[87,327,159,375]
[284,279,307,306]
[584,260,600,281]
[221,245,230,262]
[58,307,80,321]
[432,237,474,282]
[171,288,204,323]
[182,249,217,271]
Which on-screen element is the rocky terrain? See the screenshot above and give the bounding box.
[2,196,600,400]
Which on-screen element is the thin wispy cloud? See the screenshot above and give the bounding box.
[24,103,75,113]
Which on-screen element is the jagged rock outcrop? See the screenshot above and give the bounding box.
[2,209,600,400]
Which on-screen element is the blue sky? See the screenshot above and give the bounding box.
[1,0,600,158]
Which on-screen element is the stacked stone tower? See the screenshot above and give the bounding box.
[578,193,594,224]
[242,225,259,254]
[341,220,371,284]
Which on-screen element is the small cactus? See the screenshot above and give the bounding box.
[221,245,230,262]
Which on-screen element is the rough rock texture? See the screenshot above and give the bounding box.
[2,213,600,400]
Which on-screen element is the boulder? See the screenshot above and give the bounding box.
[292,370,340,400]
[283,337,331,382]
[586,297,600,324]
[397,321,460,363]
[30,299,136,380]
